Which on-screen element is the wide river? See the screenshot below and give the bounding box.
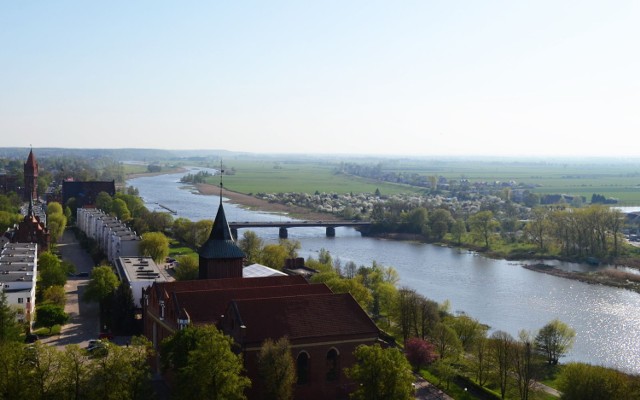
[128,168,640,374]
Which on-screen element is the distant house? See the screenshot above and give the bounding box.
[62,180,116,208]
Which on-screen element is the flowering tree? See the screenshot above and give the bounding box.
[405,337,438,371]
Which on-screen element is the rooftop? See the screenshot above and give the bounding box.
[118,257,167,283]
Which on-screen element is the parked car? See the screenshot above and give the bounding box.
[76,272,89,277]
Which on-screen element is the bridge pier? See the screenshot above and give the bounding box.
[326,227,335,237]
[279,227,288,239]
[230,228,238,241]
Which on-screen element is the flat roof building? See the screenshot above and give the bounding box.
[0,242,38,324]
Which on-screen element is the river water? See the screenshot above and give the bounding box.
[128,168,640,374]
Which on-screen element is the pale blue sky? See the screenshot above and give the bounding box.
[2,1,639,157]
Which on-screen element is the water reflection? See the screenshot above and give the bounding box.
[128,169,640,374]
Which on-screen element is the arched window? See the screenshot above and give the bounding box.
[296,351,310,385]
[326,348,339,381]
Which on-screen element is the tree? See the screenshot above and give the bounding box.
[535,319,575,365]
[43,285,67,307]
[95,192,113,213]
[83,266,119,304]
[512,331,537,400]
[558,362,635,400]
[429,209,453,241]
[490,330,514,400]
[345,344,414,400]
[0,291,21,343]
[260,243,289,270]
[47,202,64,215]
[47,212,68,244]
[280,239,301,260]
[430,322,462,361]
[446,314,487,352]
[525,208,551,253]
[83,266,119,329]
[450,218,466,246]
[111,198,131,221]
[257,337,296,400]
[38,251,68,289]
[87,336,155,400]
[404,337,438,371]
[161,325,250,400]
[110,283,136,335]
[238,230,263,265]
[37,303,69,333]
[0,210,21,234]
[469,211,499,249]
[174,254,199,281]
[139,232,169,263]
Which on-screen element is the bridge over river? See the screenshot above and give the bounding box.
[229,220,371,238]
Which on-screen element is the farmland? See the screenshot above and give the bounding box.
[198,157,640,206]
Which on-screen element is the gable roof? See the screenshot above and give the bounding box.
[173,283,332,325]
[229,293,379,345]
[153,275,308,301]
[198,202,245,259]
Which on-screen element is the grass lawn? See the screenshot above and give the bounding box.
[33,324,62,336]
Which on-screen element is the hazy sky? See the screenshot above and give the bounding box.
[2,1,639,157]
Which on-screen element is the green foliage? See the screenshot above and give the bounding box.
[0,210,21,233]
[111,198,131,221]
[257,337,296,400]
[139,232,169,263]
[95,192,113,213]
[0,291,22,343]
[46,202,64,215]
[260,243,289,270]
[469,211,499,249]
[43,285,66,307]
[174,254,199,281]
[161,325,250,400]
[110,283,136,335]
[558,362,639,400]
[38,251,68,289]
[345,344,415,400]
[36,303,69,333]
[83,266,119,304]
[535,319,576,365]
[47,211,67,244]
[238,230,264,265]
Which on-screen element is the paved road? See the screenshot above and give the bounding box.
[414,374,454,400]
[41,229,100,349]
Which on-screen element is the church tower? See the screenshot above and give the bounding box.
[198,200,245,279]
[23,149,38,202]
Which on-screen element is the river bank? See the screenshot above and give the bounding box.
[194,182,339,221]
[523,263,640,294]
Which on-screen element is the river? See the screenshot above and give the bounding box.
[128,168,640,374]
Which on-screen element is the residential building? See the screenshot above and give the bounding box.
[0,242,37,324]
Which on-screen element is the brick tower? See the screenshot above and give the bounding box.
[23,149,38,202]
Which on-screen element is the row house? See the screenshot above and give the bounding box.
[77,208,140,262]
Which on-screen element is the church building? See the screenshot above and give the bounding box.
[142,199,381,400]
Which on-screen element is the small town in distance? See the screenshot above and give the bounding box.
[1,148,639,399]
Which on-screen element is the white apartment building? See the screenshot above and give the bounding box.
[77,208,140,262]
[0,242,37,323]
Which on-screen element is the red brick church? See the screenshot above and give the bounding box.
[142,199,380,400]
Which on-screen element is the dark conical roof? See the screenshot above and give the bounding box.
[198,202,245,259]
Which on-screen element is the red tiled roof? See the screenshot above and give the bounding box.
[230,293,379,345]
[153,275,307,300]
[174,283,332,325]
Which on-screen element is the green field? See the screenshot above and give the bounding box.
[175,157,640,205]
[215,160,423,196]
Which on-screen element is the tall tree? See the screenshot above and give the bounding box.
[404,337,438,371]
[345,344,414,400]
[257,337,296,400]
[110,283,136,335]
[238,230,264,265]
[161,325,250,400]
[469,211,499,249]
[0,291,21,343]
[490,330,514,400]
[139,232,169,263]
[512,331,537,400]
[535,319,576,365]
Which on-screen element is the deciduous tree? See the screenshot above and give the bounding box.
[535,319,575,365]
[404,337,438,371]
[139,232,169,263]
[345,344,414,400]
[257,337,296,400]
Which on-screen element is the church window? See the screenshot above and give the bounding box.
[296,351,310,385]
[326,348,339,381]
